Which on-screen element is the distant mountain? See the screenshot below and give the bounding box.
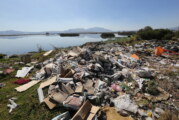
[0,30,25,35]
[62,28,86,33]
[56,27,113,33]
[0,30,44,35]
[170,26,179,31]
[0,27,113,35]
[86,27,113,32]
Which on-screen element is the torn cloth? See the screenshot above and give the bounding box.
[13,79,31,85]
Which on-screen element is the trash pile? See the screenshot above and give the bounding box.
[10,40,179,120]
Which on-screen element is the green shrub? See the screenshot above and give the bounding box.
[174,30,179,38]
[118,31,136,36]
[137,26,174,40]
[101,33,115,38]
[0,54,6,59]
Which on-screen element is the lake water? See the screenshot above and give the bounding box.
[0,34,123,55]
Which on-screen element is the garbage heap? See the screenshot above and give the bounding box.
[15,40,179,120]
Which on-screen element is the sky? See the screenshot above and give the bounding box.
[0,0,179,32]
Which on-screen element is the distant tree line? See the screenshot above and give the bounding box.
[59,33,79,37]
[118,31,136,36]
[99,26,179,40]
[136,26,179,40]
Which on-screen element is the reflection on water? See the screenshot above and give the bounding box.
[0,36,25,39]
[0,34,125,55]
[0,34,105,55]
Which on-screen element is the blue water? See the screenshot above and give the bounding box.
[0,34,106,55]
[0,34,126,55]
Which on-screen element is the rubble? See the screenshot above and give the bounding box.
[1,39,179,119]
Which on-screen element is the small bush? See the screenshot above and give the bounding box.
[0,54,6,59]
[174,30,179,38]
[101,33,115,38]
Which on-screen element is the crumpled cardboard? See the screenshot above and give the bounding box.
[44,97,57,109]
[72,100,100,120]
